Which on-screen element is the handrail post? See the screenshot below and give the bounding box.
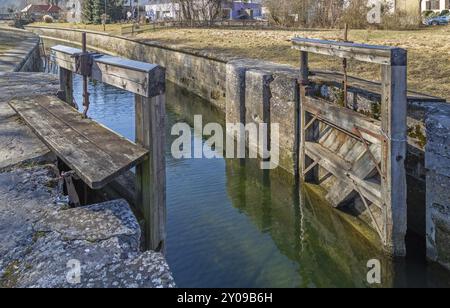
[380,51,408,256]
[135,69,167,253]
[58,68,74,107]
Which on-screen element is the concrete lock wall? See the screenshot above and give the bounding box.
[23,26,450,265]
[0,27,42,73]
[426,104,450,271]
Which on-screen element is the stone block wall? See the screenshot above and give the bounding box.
[0,27,42,73]
[426,105,450,271]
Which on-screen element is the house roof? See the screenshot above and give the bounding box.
[21,4,62,14]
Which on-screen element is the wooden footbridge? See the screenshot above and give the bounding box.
[8,34,167,252]
[293,38,408,256]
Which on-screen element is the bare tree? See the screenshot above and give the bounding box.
[174,0,225,24]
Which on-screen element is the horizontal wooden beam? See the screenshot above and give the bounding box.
[303,96,382,145]
[292,37,406,66]
[50,45,165,98]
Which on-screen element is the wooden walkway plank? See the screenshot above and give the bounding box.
[9,95,148,189]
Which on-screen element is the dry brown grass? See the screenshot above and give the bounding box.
[27,23,450,101]
[137,26,450,101]
[31,22,125,35]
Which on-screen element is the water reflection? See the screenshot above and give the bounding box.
[65,60,450,288]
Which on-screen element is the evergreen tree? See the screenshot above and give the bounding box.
[92,0,103,24]
[82,0,95,24]
[83,0,124,24]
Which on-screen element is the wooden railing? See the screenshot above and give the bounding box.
[51,43,167,252]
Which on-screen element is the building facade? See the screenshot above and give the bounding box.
[421,0,450,12]
[394,0,449,13]
[145,0,262,21]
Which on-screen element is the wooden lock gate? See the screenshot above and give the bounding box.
[292,37,408,256]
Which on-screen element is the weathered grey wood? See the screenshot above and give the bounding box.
[299,51,320,181]
[326,143,382,207]
[58,68,74,107]
[292,37,407,66]
[305,142,382,207]
[303,96,382,145]
[9,95,148,190]
[300,51,309,84]
[135,94,167,252]
[380,64,408,256]
[311,70,446,103]
[51,45,165,98]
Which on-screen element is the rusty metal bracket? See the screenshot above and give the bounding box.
[72,52,96,77]
[60,171,80,207]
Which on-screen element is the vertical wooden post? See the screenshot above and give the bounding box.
[380,50,408,257]
[58,68,74,107]
[135,92,167,253]
[299,51,319,182]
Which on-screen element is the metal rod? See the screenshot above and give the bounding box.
[353,126,385,180]
[82,33,90,118]
[342,23,349,108]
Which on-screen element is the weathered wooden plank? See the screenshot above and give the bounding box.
[9,95,148,190]
[326,143,382,207]
[305,142,382,206]
[303,96,382,145]
[380,64,408,256]
[311,70,446,103]
[51,45,165,98]
[292,38,406,66]
[299,51,320,181]
[135,94,167,252]
[58,68,74,107]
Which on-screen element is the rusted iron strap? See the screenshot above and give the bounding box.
[354,125,385,142]
[352,126,385,180]
[348,176,385,244]
[61,171,80,207]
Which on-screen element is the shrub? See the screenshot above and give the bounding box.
[382,11,422,30]
[43,15,54,23]
[423,10,435,18]
[440,10,450,16]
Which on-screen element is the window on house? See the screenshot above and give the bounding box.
[431,0,440,10]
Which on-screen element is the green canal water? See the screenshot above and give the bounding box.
[67,75,450,288]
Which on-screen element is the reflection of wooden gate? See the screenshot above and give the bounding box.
[292,38,408,256]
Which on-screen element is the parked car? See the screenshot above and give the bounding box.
[424,15,450,26]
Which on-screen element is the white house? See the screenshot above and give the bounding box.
[145,0,180,20]
[65,0,83,23]
[421,0,450,12]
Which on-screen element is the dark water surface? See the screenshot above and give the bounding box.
[67,75,450,288]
